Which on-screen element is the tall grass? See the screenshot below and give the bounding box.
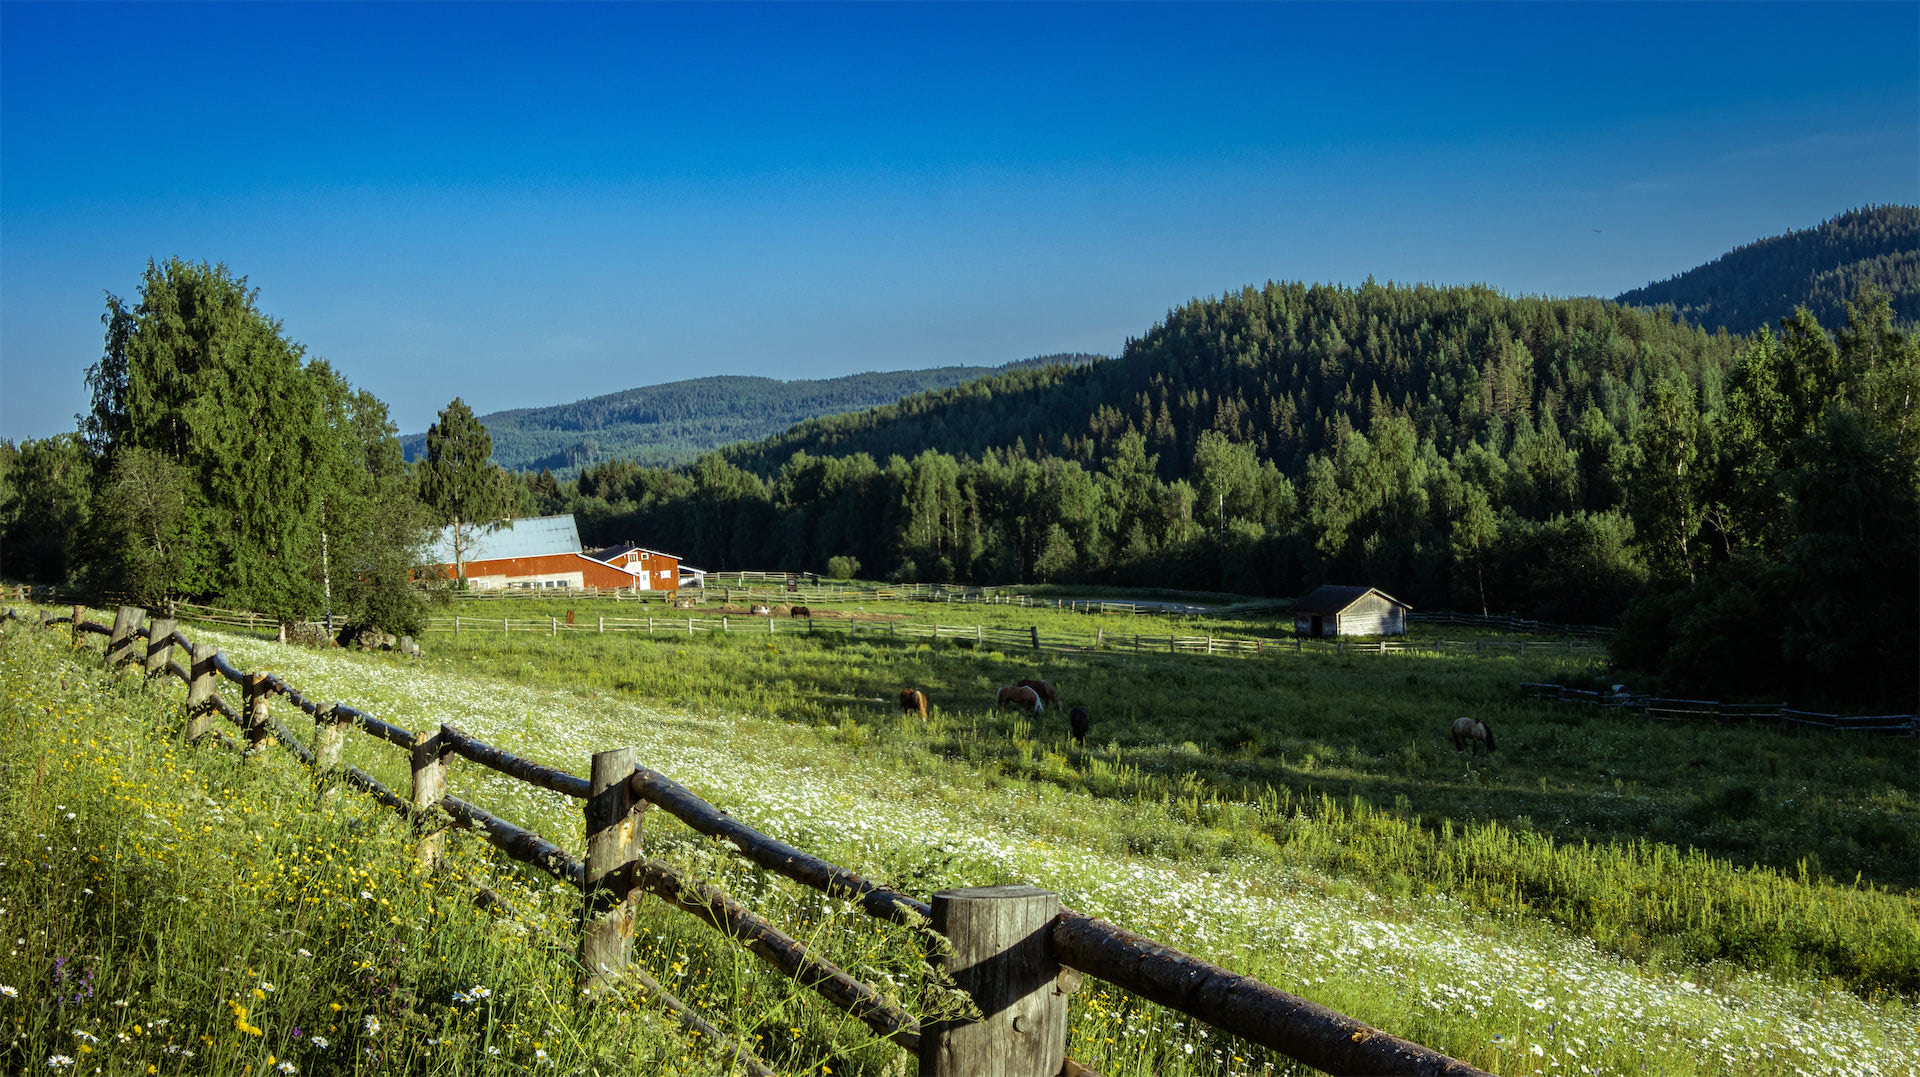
[408,596,1920,997]
[11,607,1919,1075]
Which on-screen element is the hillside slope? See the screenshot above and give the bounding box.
[402,354,1107,473]
[1615,204,1919,334]
[722,282,1738,478]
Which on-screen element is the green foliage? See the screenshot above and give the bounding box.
[78,260,358,620]
[0,434,94,584]
[1617,205,1920,334]
[418,397,514,580]
[825,555,861,580]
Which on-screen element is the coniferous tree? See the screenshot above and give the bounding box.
[418,398,513,583]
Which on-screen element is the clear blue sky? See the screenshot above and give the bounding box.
[3,1,1915,441]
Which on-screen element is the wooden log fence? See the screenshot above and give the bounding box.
[12,603,1493,1077]
[1520,682,1916,737]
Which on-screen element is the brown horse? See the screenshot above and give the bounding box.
[790,605,811,618]
[1016,679,1059,710]
[1451,717,1496,755]
[1068,706,1090,745]
[899,688,928,720]
[996,685,1042,712]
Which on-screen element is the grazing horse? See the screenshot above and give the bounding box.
[790,605,811,618]
[1016,679,1060,710]
[899,688,928,720]
[996,685,1042,712]
[1068,706,1090,745]
[1451,717,1496,755]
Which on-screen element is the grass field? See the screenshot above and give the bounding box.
[5,600,1918,1075]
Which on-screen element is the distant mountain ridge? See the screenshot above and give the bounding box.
[1615,205,1919,334]
[401,354,1108,474]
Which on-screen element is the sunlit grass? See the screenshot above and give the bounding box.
[7,607,1918,1075]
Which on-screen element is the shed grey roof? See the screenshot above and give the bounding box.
[428,514,582,564]
[1293,584,1411,615]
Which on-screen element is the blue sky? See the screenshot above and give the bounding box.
[2,1,1915,441]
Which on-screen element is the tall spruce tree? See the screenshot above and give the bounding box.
[82,259,350,620]
[418,398,513,582]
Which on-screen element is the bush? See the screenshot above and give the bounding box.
[826,555,861,580]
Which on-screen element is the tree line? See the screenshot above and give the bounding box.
[2,261,1912,707]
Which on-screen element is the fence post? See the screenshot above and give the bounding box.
[183,643,220,741]
[244,672,277,753]
[1030,625,1040,651]
[599,616,604,634]
[411,725,450,869]
[919,885,1068,1077]
[313,705,348,809]
[71,605,87,648]
[581,747,642,998]
[1095,627,1103,647]
[145,617,178,677]
[455,615,461,635]
[106,605,146,668]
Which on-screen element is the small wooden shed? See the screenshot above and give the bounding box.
[1293,585,1411,638]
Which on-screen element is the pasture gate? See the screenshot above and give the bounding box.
[14,604,1491,1077]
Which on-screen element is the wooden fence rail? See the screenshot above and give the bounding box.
[12,604,1490,1077]
[1520,682,1916,737]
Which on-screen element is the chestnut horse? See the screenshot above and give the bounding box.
[1451,717,1496,755]
[899,688,928,720]
[1068,706,1090,745]
[790,605,811,618]
[996,685,1042,712]
[1016,679,1060,710]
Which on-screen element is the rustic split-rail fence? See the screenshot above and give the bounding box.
[11,603,1489,1077]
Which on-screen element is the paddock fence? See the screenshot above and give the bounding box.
[422,609,1608,661]
[1520,683,1916,737]
[10,603,1489,1077]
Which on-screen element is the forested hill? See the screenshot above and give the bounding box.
[401,354,1107,473]
[724,282,1740,480]
[1615,205,1919,334]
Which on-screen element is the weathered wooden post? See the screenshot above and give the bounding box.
[313,704,349,809]
[71,605,87,647]
[581,746,643,997]
[145,616,178,677]
[919,885,1069,1077]
[183,643,220,741]
[1029,626,1040,651]
[411,725,450,869]
[105,605,146,668]
[1095,626,1103,648]
[244,672,277,753]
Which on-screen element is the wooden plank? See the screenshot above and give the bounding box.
[628,855,919,1050]
[441,725,590,798]
[581,747,642,998]
[627,764,931,925]
[920,886,1068,1077]
[106,605,145,668]
[144,617,178,677]
[411,725,449,869]
[1052,910,1490,1076]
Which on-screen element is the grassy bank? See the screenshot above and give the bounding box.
[10,609,1919,1074]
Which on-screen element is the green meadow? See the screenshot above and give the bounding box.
[3,597,1917,1076]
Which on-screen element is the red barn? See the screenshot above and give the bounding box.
[429,514,696,592]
